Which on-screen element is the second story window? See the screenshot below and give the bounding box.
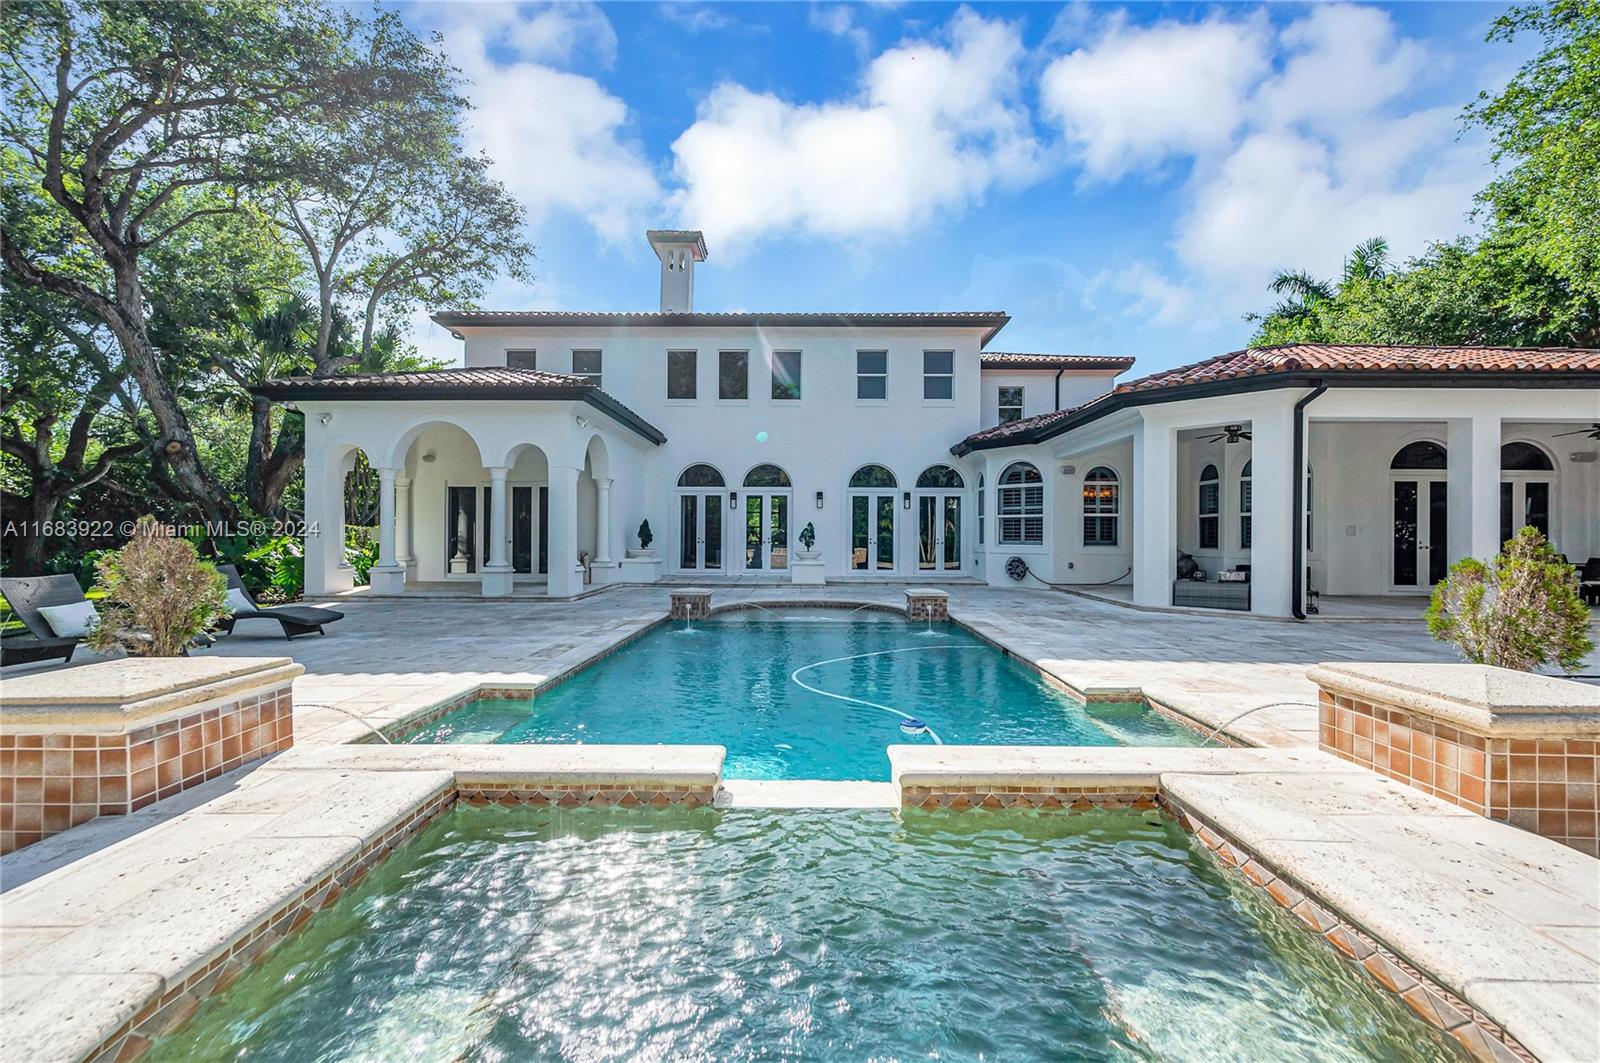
[771,350,802,401]
[923,351,953,400]
[719,350,748,400]
[667,350,696,399]
[856,350,887,400]
[506,349,537,370]
[572,349,602,387]
[997,386,1024,423]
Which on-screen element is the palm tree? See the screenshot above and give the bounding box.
[1264,268,1335,322]
[1343,237,1390,283]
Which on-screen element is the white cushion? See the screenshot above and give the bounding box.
[224,587,255,614]
[37,600,98,638]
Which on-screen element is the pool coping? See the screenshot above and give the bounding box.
[4,743,1594,1062]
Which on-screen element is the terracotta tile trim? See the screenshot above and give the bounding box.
[83,787,456,1063]
[902,785,1161,811]
[1162,795,1536,1063]
[79,779,723,1063]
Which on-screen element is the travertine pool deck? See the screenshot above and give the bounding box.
[4,584,1598,1061]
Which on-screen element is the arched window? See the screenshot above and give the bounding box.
[1081,466,1117,546]
[1239,460,1253,550]
[1198,463,1220,550]
[916,465,965,489]
[677,463,724,488]
[1390,441,1448,470]
[1000,462,1044,544]
[848,464,897,488]
[743,464,791,488]
[1500,442,1555,542]
[977,474,986,545]
[1501,441,1554,471]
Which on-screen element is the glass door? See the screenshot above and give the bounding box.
[512,486,534,574]
[1392,479,1446,588]
[678,493,724,571]
[917,493,962,572]
[850,492,896,572]
[743,493,790,571]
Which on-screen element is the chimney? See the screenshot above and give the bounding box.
[647,230,707,313]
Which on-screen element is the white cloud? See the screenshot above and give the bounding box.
[659,4,734,34]
[667,8,1042,248]
[1102,261,1194,326]
[1039,13,1272,180]
[810,5,871,57]
[1039,3,1486,316]
[432,5,661,245]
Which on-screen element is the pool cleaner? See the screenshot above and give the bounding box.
[899,718,929,736]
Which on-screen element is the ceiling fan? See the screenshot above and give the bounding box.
[1200,424,1251,444]
[1552,423,1600,440]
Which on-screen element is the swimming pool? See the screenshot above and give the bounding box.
[401,610,1201,779]
[147,805,1457,1061]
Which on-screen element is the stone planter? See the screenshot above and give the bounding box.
[791,557,825,585]
[1,656,304,854]
[618,555,663,583]
[625,548,655,559]
[1309,662,1600,855]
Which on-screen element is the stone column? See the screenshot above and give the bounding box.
[302,462,349,596]
[1247,399,1295,617]
[1132,418,1177,608]
[482,466,512,597]
[370,466,404,595]
[546,464,582,598]
[594,477,615,565]
[395,475,414,575]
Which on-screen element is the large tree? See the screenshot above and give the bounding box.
[0,0,461,520]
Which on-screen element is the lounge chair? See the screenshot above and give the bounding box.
[215,564,344,639]
[0,574,90,667]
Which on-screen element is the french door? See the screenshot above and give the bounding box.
[1500,479,1552,544]
[510,485,547,576]
[850,492,896,572]
[917,493,962,572]
[1392,478,1447,589]
[678,492,724,571]
[744,492,790,571]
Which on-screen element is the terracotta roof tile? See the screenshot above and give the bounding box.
[957,343,1600,452]
[258,366,592,392]
[980,352,1135,371]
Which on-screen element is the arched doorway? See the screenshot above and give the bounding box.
[847,464,897,573]
[676,463,725,572]
[915,465,964,573]
[1389,440,1448,589]
[742,464,792,571]
[1500,441,1556,545]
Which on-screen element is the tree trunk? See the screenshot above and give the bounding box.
[243,396,305,522]
[108,264,237,523]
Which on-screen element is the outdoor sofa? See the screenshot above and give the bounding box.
[0,574,90,667]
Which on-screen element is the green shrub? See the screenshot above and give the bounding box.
[242,535,305,601]
[86,518,227,657]
[345,525,379,585]
[1427,526,1593,672]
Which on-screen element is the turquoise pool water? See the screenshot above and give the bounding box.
[148,806,1456,1061]
[401,611,1200,780]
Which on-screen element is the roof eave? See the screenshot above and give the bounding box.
[951,368,1600,456]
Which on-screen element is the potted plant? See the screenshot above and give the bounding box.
[797,521,819,560]
[627,518,655,559]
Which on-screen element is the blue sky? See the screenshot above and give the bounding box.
[400,2,1527,375]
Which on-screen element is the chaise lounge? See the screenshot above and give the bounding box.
[0,574,92,667]
[215,564,345,640]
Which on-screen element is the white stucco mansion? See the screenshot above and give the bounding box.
[259,230,1600,618]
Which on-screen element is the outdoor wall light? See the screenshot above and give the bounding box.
[729,491,738,509]
[815,491,824,509]
[902,491,911,509]
[575,415,589,429]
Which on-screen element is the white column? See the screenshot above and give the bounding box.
[370,466,404,595]
[1248,400,1295,617]
[545,464,582,598]
[303,462,350,596]
[591,476,617,583]
[395,475,413,574]
[1132,418,1177,607]
[482,466,512,597]
[1470,414,1503,560]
